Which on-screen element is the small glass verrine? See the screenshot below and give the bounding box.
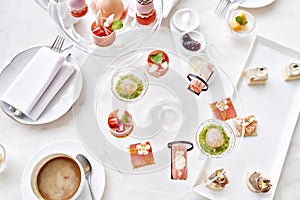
[195,119,236,159]
[111,67,149,103]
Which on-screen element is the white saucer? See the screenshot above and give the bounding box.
[20,140,106,200]
[0,46,83,125]
[172,8,200,32]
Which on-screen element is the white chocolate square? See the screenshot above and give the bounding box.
[244,66,268,85]
[282,63,300,81]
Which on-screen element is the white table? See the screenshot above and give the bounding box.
[0,0,299,199]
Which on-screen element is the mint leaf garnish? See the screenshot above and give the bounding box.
[111,20,123,30]
[235,16,248,25]
[150,52,163,64]
[121,113,128,124]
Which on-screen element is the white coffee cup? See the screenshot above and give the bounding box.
[31,153,85,200]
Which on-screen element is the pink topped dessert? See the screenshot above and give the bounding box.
[136,0,156,25]
[91,0,127,20]
[68,0,88,18]
[136,0,154,14]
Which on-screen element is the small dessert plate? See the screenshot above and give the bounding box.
[227,9,256,37]
[0,46,83,125]
[180,31,206,54]
[173,8,200,32]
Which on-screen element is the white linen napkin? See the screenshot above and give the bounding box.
[0,47,68,121]
[27,61,75,120]
[163,0,179,18]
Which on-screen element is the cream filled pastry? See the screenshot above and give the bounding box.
[206,168,229,190]
[246,171,272,193]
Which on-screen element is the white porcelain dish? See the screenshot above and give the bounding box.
[21,140,106,200]
[193,35,300,200]
[239,0,275,8]
[172,8,200,32]
[0,46,83,125]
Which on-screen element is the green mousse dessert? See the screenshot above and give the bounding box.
[198,123,230,156]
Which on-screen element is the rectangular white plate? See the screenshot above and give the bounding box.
[193,34,300,199]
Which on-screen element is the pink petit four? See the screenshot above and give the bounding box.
[136,0,157,25]
[210,98,237,121]
[128,141,155,169]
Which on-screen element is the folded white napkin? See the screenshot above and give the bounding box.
[28,61,75,120]
[0,47,74,121]
[163,0,179,18]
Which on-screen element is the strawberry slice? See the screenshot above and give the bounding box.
[108,117,119,128]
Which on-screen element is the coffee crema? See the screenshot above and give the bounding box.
[36,156,81,200]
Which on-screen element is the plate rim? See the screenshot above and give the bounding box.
[0,45,83,125]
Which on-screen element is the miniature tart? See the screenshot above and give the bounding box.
[282,63,300,81]
[246,171,272,193]
[206,168,229,190]
[235,115,257,137]
[108,109,133,138]
[244,66,268,85]
[147,50,169,78]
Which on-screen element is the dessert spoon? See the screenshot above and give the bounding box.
[76,154,95,200]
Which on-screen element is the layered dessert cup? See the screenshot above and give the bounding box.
[136,0,157,25]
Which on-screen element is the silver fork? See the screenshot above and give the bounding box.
[51,35,65,53]
[215,0,230,16]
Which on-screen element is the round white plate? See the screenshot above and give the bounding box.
[21,140,106,200]
[0,46,83,125]
[239,0,275,8]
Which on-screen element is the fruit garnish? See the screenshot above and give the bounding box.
[235,16,248,25]
[121,113,128,124]
[108,117,119,128]
[111,20,123,30]
[150,52,163,64]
